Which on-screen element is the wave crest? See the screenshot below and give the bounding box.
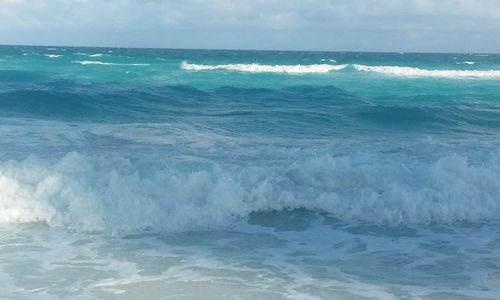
[181,61,348,74]
[44,54,63,58]
[456,61,475,65]
[72,61,149,66]
[1,151,499,234]
[353,64,500,78]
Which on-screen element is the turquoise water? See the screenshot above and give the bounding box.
[1,45,500,299]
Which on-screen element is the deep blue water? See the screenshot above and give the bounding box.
[1,45,500,299]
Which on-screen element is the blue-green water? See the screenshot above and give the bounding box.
[1,45,500,299]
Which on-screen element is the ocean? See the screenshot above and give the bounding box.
[1,45,500,299]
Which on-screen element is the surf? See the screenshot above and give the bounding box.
[353,64,500,78]
[181,61,348,73]
[1,147,499,234]
[72,60,149,66]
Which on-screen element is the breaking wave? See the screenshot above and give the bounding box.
[181,61,348,73]
[456,61,475,65]
[181,62,500,78]
[72,61,149,66]
[44,54,63,58]
[353,64,500,78]
[1,150,499,234]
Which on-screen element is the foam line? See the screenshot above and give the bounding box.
[72,61,149,66]
[353,64,500,78]
[181,61,348,73]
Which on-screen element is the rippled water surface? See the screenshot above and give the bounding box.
[1,46,500,299]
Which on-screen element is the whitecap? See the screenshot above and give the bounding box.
[1,150,499,234]
[181,61,348,74]
[72,61,149,66]
[353,64,500,78]
[44,54,63,58]
[456,61,475,65]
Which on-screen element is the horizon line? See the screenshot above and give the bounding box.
[0,43,498,56]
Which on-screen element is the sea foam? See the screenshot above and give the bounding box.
[1,150,499,234]
[181,61,348,73]
[456,61,475,65]
[72,61,149,66]
[353,64,500,78]
[181,61,500,78]
[44,54,63,58]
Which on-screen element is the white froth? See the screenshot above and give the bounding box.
[456,61,475,65]
[181,61,348,74]
[1,150,499,234]
[72,61,149,66]
[353,64,500,78]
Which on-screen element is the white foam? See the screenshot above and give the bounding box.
[353,64,500,78]
[456,61,475,65]
[1,150,499,234]
[72,61,149,66]
[181,61,348,74]
[76,53,107,57]
[73,60,113,65]
[44,54,63,58]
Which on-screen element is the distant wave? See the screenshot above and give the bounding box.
[456,61,475,65]
[181,62,500,78]
[72,61,149,66]
[76,53,107,57]
[353,64,500,78]
[181,61,348,74]
[44,54,63,58]
[72,61,115,65]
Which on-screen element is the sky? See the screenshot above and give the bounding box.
[1,0,500,52]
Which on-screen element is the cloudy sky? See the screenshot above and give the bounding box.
[1,0,500,52]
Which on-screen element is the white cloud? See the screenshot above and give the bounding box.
[0,0,499,51]
[2,0,500,29]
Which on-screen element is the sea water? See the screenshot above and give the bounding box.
[1,45,500,299]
